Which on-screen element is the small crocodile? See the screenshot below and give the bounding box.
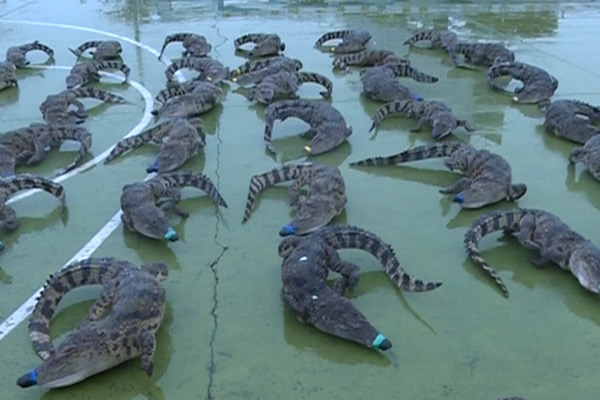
[539,99,600,144]
[5,41,54,67]
[360,62,438,102]
[244,71,332,104]
[69,40,123,61]
[0,61,18,91]
[164,56,229,84]
[570,135,600,181]
[234,33,285,57]
[40,87,128,125]
[121,171,227,241]
[448,41,515,68]
[465,208,600,297]
[158,33,212,59]
[369,99,474,140]
[264,99,352,156]
[105,117,205,174]
[241,162,346,236]
[66,60,130,89]
[351,142,527,209]
[403,29,459,50]
[314,30,372,53]
[18,257,168,388]
[332,49,407,73]
[278,225,442,349]
[0,123,92,175]
[152,81,221,119]
[486,61,558,104]
[228,56,303,84]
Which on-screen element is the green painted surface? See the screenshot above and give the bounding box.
[0,1,599,399]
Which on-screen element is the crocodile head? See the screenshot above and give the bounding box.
[65,74,84,90]
[142,261,169,281]
[204,65,229,85]
[280,197,345,237]
[454,181,519,209]
[569,243,600,294]
[512,80,557,104]
[129,204,179,241]
[431,116,458,140]
[304,123,352,156]
[247,85,275,105]
[94,41,123,60]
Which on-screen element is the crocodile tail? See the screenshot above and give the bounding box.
[332,57,351,73]
[153,86,189,112]
[315,30,350,47]
[464,208,529,298]
[154,171,228,207]
[241,163,312,223]
[159,33,191,58]
[50,126,92,172]
[28,257,135,359]
[351,142,465,167]
[296,72,333,98]
[69,87,127,104]
[95,60,130,82]
[264,100,312,154]
[106,123,169,162]
[164,58,196,80]
[319,225,443,292]
[369,99,415,132]
[486,62,512,91]
[389,63,438,83]
[1,174,66,206]
[403,30,437,46]
[21,40,54,59]
[69,40,102,57]
[234,33,263,49]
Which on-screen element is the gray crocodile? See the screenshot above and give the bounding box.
[332,49,407,73]
[164,56,229,84]
[152,80,221,119]
[244,71,332,104]
[66,60,130,89]
[540,99,600,144]
[105,117,205,174]
[5,41,54,67]
[465,208,600,298]
[570,135,600,181]
[120,171,227,241]
[403,29,458,50]
[158,33,212,59]
[278,225,442,348]
[18,257,168,388]
[486,61,558,104]
[0,123,92,175]
[369,99,474,140]
[351,142,527,209]
[264,99,352,156]
[229,56,303,85]
[360,62,438,103]
[69,40,123,61]
[242,162,346,236]
[314,30,372,53]
[448,41,515,68]
[0,61,18,91]
[234,33,285,57]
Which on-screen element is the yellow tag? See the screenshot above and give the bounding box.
[304,145,312,153]
[512,96,519,102]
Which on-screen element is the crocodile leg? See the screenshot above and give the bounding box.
[140,331,157,376]
[0,204,19,231]
[439,177,472,194]
[409,117,428,132]
[87,281,118,321]
[326,247,360,293]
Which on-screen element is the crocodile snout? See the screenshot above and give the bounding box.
[17,370,38,388]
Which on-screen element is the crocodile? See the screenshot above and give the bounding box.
[350,142,527,209]
[164,56,229,84]
[152,81,221,119]
[332,49,407,73]
[570,134,600,181]
[244,71,333,104]
[40,87,128,125]
[105,117,205,174]
[448,42,515,68]
[158,33,212,59]
[486,61,558,104]
[368,99,474,140]
[228,56,303,84]
[0,123,92,175]
[120,171,227,241]
[234,33,285,57]
[66,60,131,89]
[18,257,168,388]
[359,62,438,103]
[0,61,18,91]
[314,30,372,53]
[5,41,54,67]
[69,40,123,61]
[278,225,442,349]
[403,29,459,50]
[241,162,346,236]
[464,208,600,298]
[539,99,600,144]
[263,99,352,156]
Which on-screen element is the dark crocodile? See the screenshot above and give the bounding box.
[152,81,221,119]
[332,49,407,73]
[465,208,600,297]
[228,56,303,85]
[242,162,346,236]
[5,41,54,68]
[448,42,515,68]
[540,99,600,144]
[18,257,168,388]
[158,33,212,59]
[0,61,18,91]
[570,134,600,181]
[234,33,285,57]
[486,61,558,104]
[403,29,458,50]
[360,62,438,102]
[314,30,372,53]
[66,60,130,89]
[164,56,229,84]
[244,71,332,104]
[351,142,527,209]
[69,40,123,61]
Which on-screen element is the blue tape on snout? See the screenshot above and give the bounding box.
[29,369,38,385]
[146,160,159,173]
[372,333,387,349]
[455,192,465,203]
[279,224,296,236]
[413,94,424,101]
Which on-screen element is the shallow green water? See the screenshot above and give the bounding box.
[1,1,600,399]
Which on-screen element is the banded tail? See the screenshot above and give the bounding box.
[69,87,127,104]
[388,63,438,83]
[49,125,93,173]
[18,41,55,59]
[151,171,228,208]
[153,86,190,113]
[241,163,312,223]
[369,99,418,132]
[486,62,513,92]
[105,123,170,163]
[165,57,201,80]
[0,174,66,206]
[315,30,351,47]
[297,72,332,98]
[159,33,195,58]
[318,225,443,292]
[69,40,103,57]
[97,60,130,82]
[403,30,439,46]
[464,208,530,298]
[350,142,466,167]
[234,33,266,49]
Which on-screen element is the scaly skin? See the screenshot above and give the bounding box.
[228,56,303,83]
[40,87,127,125]
[18,257,168,388]
[0,123,92,175]
[245,71,332,104]
[234,33,285,57]
[158,33,212,58]
[359,62,438,102]
[0,61,18,91]
[66,60,130,89]
[369,99,474,140]
[153,81,221,119]
[5,41,54,67]
[314,30,372,53]
[351,142,527,209]
[120,171,227,241]
[69,40,123,61]
[570,134,600,181]
[164,57,229,84]
[263,99,352,156]
[242,162,346,236]
[465,208,600,297]
[448,41,515,68]
[403,29,459,50]
[105,117,206,174]
[332,49,407,73]
[486,61,558,104]
[540,99,600,144]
